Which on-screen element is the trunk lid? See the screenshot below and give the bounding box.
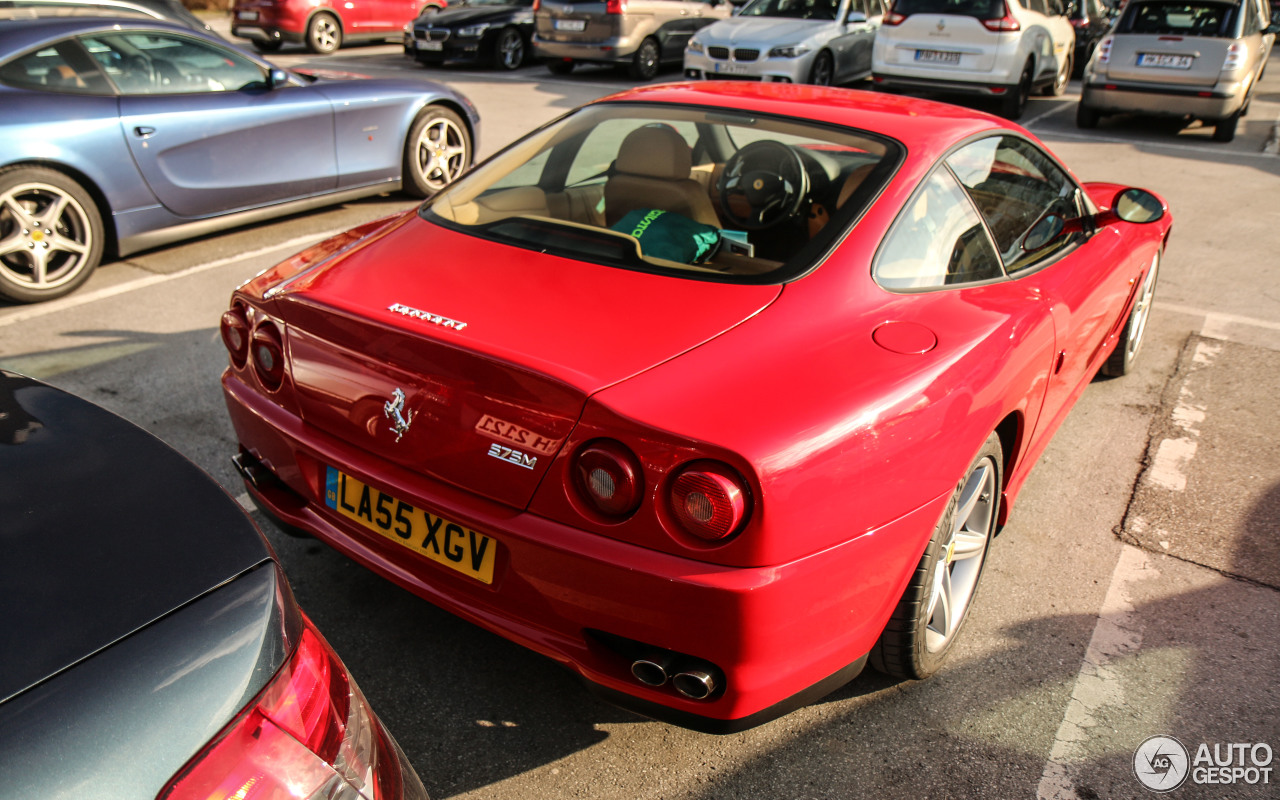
[881,14,1006,73]
[1103,33,1232,85]
[535,0,617,43]
[270,215,780,509]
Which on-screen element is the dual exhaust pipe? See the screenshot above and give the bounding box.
[631,655,722,701]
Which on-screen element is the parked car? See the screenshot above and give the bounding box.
[0,371,430,800]
[1067,0,1115,75]
[871,0,1076,118]
[683,0,886,85]
[409,0,536,70]
[232,0,446,54]
[221,81,1170,732]
[0,15,478,303]
[0,0,217,34]
[1077,0,1276,141]
[532,0,733,80]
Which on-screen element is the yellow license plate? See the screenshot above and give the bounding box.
[324,466,497,584]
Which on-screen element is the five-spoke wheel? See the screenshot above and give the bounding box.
[403,107,471,198]
[871,433,1002,680]
[0,167,104,304]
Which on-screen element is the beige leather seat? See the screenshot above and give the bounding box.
[604,125,720,228]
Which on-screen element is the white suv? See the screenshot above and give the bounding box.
[871,0,1076,118]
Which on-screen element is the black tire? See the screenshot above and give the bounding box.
[1100,251,1159,377]
[870,433,1003,680]
[628,37,660,81]
[1212,110,1240,142]
[1042,53,1070,96]
[492,27,524,70]
[0,166,104,304]
[547,58,575,75]
[808,50,834,86]
[403,106,471,199]
[1076,101,1100,129]
[252,39,284,53]
[1000,62,1032,119]
[305,13,342,55]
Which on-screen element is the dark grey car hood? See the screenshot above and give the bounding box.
[0,372,272,703]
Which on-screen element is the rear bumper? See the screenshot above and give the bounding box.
[1080,80,1245,120]
[224,371,945,731]
[531,33,638,64]
[872,71,1019,97]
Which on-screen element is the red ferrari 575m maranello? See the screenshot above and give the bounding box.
[222,82,1170,733]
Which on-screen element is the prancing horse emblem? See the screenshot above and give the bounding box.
[384,388,413,442]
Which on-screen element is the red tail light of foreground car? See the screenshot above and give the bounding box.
[160,617,425,800]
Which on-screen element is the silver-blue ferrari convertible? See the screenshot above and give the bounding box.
[0,13,479,302]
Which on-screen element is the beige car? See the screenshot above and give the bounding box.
[1078,0,1278,141]
[532,0,732,79]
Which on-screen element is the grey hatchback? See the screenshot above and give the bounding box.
[532,0,733,79]
[1077,0,1277,141]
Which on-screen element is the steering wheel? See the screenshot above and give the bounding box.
[717,140,809,230]
[122,54,156,88]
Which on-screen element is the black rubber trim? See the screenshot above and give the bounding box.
[581,653,869,734]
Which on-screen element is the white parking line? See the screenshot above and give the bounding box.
[0,228,347,329]
[1036,545,1159,800]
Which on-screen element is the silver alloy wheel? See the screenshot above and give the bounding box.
[497,28,523,69]
[809,52,833,85]
[1124,253,1159,363]
[310,16,339,53]
[924,454,997,653]
[0,182,95,293]
[412,117,469,193]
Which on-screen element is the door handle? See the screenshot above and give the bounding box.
[133,126,156,138]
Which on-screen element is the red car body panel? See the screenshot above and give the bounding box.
[222,84,1172,731]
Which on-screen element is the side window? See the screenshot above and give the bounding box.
[0,40,110,95]
[946,136,1080,274]
[82,32,267,95]
[874,167,1004,291]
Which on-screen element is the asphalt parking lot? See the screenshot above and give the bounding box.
[2,17,1278,799]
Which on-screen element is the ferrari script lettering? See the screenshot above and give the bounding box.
[488,442,537,469]
[388,302,468,331]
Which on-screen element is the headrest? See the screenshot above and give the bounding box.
[615,125,693,180]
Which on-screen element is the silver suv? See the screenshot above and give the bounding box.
[871,0,1076,118]
[1078,0,1277,142]
[532,0,733,79]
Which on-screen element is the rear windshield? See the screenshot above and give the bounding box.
[891,0,1006,18]
[1118,1,1237,35]
[424,102,902,284]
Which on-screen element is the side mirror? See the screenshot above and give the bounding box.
[1112,187,1164,223]
[268,68,291,88]
[847,10,867,22]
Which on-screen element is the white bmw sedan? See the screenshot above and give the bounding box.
[683,0,886,85]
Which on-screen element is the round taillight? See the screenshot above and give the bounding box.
[220,306,250,368]
[251,321,285,391]
[671,465,747,541]
[573,440,642,517]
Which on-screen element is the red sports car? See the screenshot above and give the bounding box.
[222,82,1170,733]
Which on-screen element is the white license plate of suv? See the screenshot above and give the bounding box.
[1137,53,1193,69]
[554,19,587,31]
[915,49,961,65]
